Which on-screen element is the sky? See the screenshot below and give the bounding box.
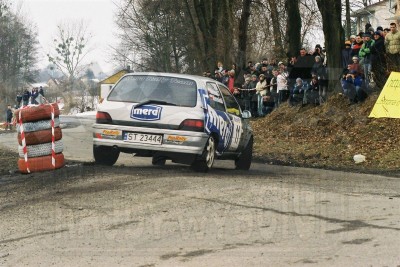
[17,0,119,75]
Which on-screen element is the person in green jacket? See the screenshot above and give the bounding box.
[359,33,375,89]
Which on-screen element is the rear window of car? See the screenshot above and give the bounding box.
[107,75,198,107]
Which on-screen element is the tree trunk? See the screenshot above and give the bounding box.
[191,0,219,72]
[236,0,252,70]
[267,0,284,59]
[345,0,351,38]
[285,0,301,58]
[316,0,344,93]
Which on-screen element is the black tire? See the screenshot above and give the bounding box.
[93,145,120,166]
[191,136,216,172]
[152,156,166,166]
[235,136,253,170]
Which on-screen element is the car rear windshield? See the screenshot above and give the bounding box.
[107,75,198,107]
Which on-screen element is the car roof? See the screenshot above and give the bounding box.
[121,72,223,85]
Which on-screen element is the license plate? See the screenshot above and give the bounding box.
[123,132,163,145]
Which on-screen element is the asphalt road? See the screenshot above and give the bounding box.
[0,115,399,266]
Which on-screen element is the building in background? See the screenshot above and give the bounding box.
[351,0,398,33]
[98,67,131,99]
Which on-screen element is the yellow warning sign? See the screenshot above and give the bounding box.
[369,72,400,118]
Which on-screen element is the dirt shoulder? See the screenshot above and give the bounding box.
[251,91,400,177]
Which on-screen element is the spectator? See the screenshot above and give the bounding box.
[341,73,357,104]
[383,28,390,37]
[277,65,289,107]
[352,71,368,102]
[31,88,39,104]
[349,35,356,48]
[262,89,275,115]
[22,89,30,106]
[221,70,229,86]
[342,41,353,69]
[359,32,375,88]
[232,84,243,109]
[288,47,315,87]
[231,63,240,79]
[259,64,269,77]
[385,22,400,73]
[311,56,328,103]
[349,56,363,75]
[278,61,286,73]
[289,78,306,106]
[313,44,325,62]
[304,74,320,106]
[371,31,387,89]
[243,61,253,74]
[248,64,259,77]
[227,70,235,93]
[269,69,279,108]
[6,104,13,130]
[214,69,223,82]
[241,75,253,111]
[255,74,268,117]
[217,61,225,73]
[247,74,258,117]
[16,92,22,109]
[351,35,363,58]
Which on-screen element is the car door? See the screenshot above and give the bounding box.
[202,82,234,153]
[217,85,246,152]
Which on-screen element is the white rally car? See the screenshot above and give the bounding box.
[93,72,253,172]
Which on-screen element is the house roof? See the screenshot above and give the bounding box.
[351,0,388,16]
[99,70,129,84]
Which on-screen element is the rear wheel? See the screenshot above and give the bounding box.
[191,136,216,172]
[93,145,120,166]
[235,136,253,170]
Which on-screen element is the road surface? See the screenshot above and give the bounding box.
[0,115,399,266]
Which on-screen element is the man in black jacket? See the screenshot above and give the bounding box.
[371,31,387,89]
[288,48,315,88]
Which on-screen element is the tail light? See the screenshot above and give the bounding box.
[179,119,204,132]
[96,111,112,124]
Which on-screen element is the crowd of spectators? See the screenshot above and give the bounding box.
[203,22,400,117]
[15,86,45,109]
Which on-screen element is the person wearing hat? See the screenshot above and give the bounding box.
[385,22,400,73]
[349,56,363,76]
[350,35,356,45]
[359,32,375,88]
[342,40,353,69]
[371,30,386,89]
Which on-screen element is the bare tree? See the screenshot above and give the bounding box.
[0,0,38,108]
[115,0,190,72]
[47,20,92,82]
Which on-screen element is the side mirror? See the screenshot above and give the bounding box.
[242,110,252,119]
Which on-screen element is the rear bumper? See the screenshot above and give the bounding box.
[92,123,208,155]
